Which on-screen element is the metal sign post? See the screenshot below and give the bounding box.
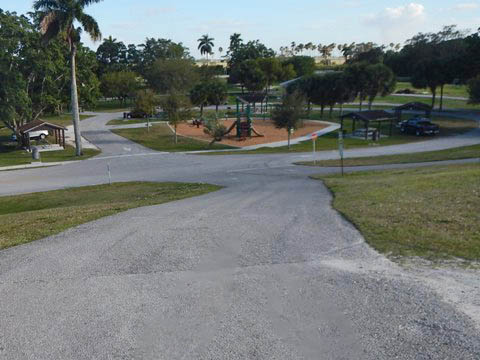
[312,133,318,166]
[338,131,344,176]
[107,163,112,185]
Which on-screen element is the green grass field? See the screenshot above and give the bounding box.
[313,164,480,261]
[112,123,235,152]
[42,114,93,127]
[0,146,100,168]
[394,81,468,98]
[299,144,480,167]
[0,182,221,250]
[89,99,131,113]
[106,118,166,126]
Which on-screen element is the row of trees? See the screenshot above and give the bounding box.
[96,36,191,77]
[278,42,401,63]
[385,25,480,108]
[286,63,395,116]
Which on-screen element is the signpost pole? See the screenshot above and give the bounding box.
[312,133,318,166]
[338,131,344,176]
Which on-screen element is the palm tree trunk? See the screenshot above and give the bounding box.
[70,45,83,156]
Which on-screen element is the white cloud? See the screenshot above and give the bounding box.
[454,3,479,10]
[367,3,425,24]
[364,3,426,43]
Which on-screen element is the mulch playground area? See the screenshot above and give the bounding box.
[176,118,329,147]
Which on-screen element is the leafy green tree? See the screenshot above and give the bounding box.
[189,82,209,117]
[0,64,31,134]
[190,79,228,115]
[206,79,228,113]
[344,62,369,110]
[411,59,444,108]
[256,57,283,107]
[278,63,297,82]
[100,71,140,105]
[365,64,396,109]
[308,73,338,117]
[74,45,101,110]
[137,38,191,76]
[96,36,128,75]
[332,73,357,116]
[146,58,198,94]
[467,75,480,104]
[198,34,214,60]
[350,46,384,65]
[133,89,158,117]
[162,92,192,144]
[282,56,316,77]
[229,59,266,94]
[272,91,306,149]
[227,35,275,71]
[338,43,356,62]
[33,0,103,156]
[242,60,267,92]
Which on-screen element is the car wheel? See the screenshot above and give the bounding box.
[415,130,421,136]
[400,127,405,133]
[39,134,46,140]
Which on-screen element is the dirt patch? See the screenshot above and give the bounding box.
[176,118,329,147]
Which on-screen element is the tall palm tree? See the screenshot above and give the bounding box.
[198,34,214,61]
[33,0,103,156]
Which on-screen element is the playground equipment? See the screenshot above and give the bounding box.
[224,97,265,140]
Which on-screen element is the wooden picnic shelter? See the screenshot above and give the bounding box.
[17,119,67,151]
[393,102,432,121]
[340,110,397,140]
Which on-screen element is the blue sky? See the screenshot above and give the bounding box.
[2,1,479,57]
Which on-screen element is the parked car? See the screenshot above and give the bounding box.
[400,118,440,136]
[11,130,49,141]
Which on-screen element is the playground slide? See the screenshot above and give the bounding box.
[250,126,265,137]
[224,122,237,136]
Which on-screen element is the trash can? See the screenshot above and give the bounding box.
[32,147,40,161]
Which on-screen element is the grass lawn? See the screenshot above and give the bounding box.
[0,182,220,250]
[299,144,480,167]
[395,81,469,98]
[43,113,93,127]
[112,123,235,152]
[89,99,131,113]
[0,146,100,168]
[313,164,480,260]
[106,118,166,126]
[203,115,477,155]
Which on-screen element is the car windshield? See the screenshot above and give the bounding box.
[418,121,431,125]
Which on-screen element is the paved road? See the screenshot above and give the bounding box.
[0,112,479,359]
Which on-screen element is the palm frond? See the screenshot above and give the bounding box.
[78,13,102,42]
[33,0,61,11]
[78,0,104,7]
